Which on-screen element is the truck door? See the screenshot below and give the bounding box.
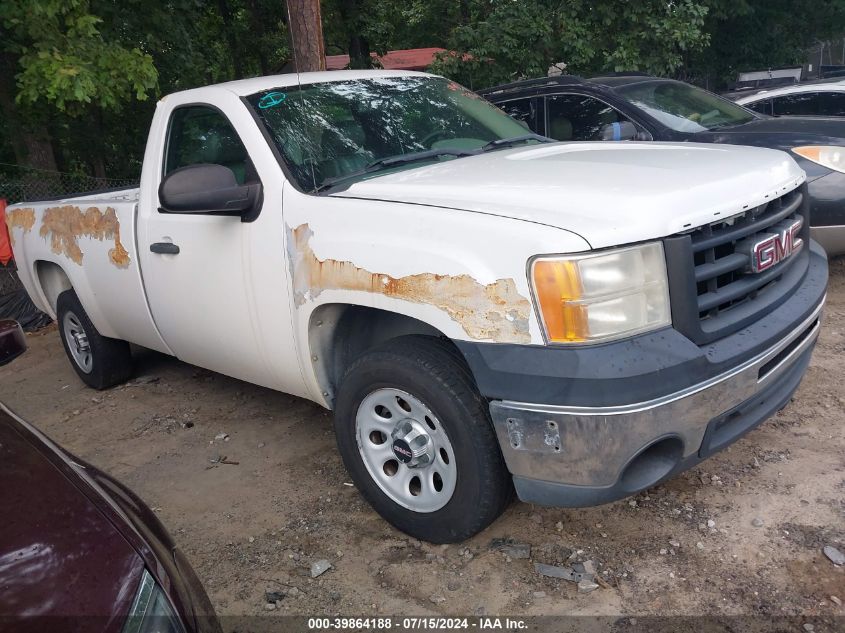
[138,101,298,392]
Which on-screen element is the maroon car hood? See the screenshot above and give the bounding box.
[0,411,144,632]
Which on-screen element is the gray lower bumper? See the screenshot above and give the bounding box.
[489,298,824,506]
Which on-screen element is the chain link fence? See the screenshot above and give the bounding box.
[0,164,139,204]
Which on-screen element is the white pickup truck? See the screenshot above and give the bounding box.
[7,70,828,543]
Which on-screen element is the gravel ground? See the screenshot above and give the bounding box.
[1,258,844,627]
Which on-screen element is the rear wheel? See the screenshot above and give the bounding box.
[57,289,133,389]
[334,336,512,543]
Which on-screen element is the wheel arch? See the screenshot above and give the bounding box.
[307,303,467,408]
[33,260,73,317]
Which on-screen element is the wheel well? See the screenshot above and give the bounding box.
[309,304,462,407]
[34,261,72,314]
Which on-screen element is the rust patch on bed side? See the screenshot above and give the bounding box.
[286,223,531,343]
[38,205,130,268]
[5,207,36,245]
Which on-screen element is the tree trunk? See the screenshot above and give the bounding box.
[0,58,58,172]
[246,0,270,75]
[17,131,58,173]
[347,34,371,69]
[217,0,246,79]
[339,0,371,69]
[286,0,326,72]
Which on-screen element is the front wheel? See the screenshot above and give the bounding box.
[334,336,513,543]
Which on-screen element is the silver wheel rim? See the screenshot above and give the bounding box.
[62,311,93,374]
[356,388,457,513]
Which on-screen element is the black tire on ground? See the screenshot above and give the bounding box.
[334,335,513,543]
[56,289,133,390]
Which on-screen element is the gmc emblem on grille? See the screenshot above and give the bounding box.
[745,217,804,273]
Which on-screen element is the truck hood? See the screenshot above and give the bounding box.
[331,142,805,249]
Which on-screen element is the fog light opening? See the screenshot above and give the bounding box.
[618,436,684,494]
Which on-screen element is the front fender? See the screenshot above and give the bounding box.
[284,190,590,347]
[282,189,590,405]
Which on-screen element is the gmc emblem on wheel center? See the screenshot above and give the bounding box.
[744,217,804,273]
[392,440,414,463]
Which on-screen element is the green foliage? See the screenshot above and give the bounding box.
[429,0,711,89]
[0,0,293,178]
[0,0,158,111]
[430,0,555,88]
[0,0,843,180]
[322,0,464,66]
[688,0,845,86]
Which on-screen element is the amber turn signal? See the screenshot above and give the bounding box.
[531,259,588,342]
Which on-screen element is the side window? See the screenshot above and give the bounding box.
[771,93,820,116]
[545,94,634,141]
[497,98,538,133]
[746,99,772,115]
[819,92,845,117]
[165,106,251,184]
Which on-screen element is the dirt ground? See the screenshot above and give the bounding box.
[2,260,844,626]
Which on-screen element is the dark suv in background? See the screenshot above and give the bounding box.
[480,74,845,255]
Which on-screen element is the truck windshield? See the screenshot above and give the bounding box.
[246,76,530,192]
[615,80,757,133]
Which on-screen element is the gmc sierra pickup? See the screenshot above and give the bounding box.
[6,70,828,543]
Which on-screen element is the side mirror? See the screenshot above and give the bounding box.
[158,164,262,218]
[600,121,639,141]
[0,320,26,366]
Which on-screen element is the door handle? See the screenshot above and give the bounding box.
[150,242,180,255]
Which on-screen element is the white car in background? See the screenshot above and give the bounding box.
[734,78,845,117]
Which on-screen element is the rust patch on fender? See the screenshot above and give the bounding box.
[5,207,36,245]
[38,205,130,268]
[286,223,531,343]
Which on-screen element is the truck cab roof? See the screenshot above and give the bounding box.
[163,69,431,101]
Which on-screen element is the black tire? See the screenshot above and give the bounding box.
[334,335,513,543]
[56,289,133,389]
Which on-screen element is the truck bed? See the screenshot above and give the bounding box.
[5,188,170,354]
[17,186,140,205]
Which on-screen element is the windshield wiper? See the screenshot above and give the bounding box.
[314,148,480,193]
[704,121,748,131]
[481,133,554,151]
[371,147,481,168]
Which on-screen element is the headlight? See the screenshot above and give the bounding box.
[530,242,671,344]
[792,146,845,174]
[122,569,184,633]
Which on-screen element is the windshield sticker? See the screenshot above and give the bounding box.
[258,92,287,109]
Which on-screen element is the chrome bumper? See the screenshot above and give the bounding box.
[489,298,824,491]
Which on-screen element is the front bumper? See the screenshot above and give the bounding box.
[470,244,828,508]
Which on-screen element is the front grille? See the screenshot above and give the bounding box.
[664,184,811,345]
[692,187,804,319]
